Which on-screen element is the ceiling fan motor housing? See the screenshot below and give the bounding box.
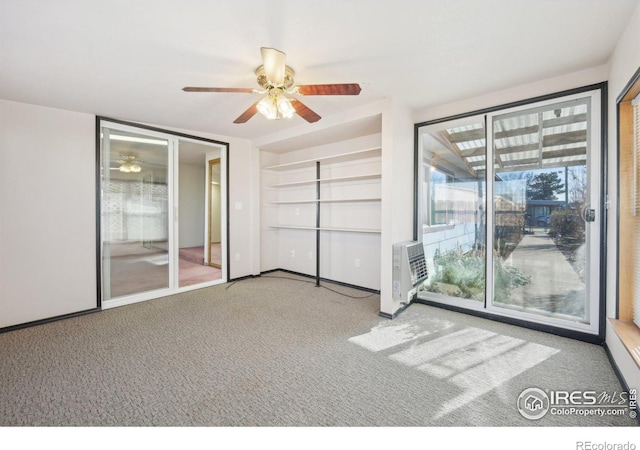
[256,65,295,90]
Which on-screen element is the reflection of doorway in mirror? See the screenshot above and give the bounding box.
[208,158,222,269]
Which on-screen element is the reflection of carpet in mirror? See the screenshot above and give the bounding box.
[179,245,222,287]
[108,242,169,298]
[107,243,222,297]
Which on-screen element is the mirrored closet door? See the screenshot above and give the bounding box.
[99,120,227,308]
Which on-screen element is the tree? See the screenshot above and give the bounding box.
[567,166,587,207]
[526,171,565,200]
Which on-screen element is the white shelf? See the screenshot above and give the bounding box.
[267,197,381,205]
[262,147,381,171]
[267,173,382,188]
[268,225,381,234]
[261,137,382,287]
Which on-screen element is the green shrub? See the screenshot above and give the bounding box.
[423,248,530,302]
[549,209,584,244]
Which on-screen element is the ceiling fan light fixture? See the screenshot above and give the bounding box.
[277,94,295,119]
[257,95,278,120]
[119,162,141,173]
[118,155,142,173]
[256,91,295,120]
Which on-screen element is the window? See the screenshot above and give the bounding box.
[613,67,640,367]
[634,92,640,327]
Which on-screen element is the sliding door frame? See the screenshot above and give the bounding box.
[95,117,230,308]
[484,91,602,335]
[207,158,222,270]
[413,82,608,344]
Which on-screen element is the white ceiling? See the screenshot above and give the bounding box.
[1,0,637,142]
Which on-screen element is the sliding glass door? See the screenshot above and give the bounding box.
[418,114,487,305]
[488,95,599,332]
[416,86,603,337]
[99,120,228,308]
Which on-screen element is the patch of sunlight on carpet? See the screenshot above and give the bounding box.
[348,317,455,352]
[389,327,559,418]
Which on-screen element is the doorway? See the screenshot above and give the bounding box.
[415,86,604,338]
[98,120,228,308]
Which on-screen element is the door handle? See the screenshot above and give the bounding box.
[581,205,596,223]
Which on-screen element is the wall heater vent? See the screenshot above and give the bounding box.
[392,241,428,304]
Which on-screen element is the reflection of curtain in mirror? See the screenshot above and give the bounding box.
[103,179,169,246]
[104,180,125,241]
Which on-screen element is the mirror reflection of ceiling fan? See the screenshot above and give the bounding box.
[110,154,142,173]
[182,47,362,124]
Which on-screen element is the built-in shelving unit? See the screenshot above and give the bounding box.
[260,131,383,290]
[262,147,380,171]
[268,225,381,233]
[267,197,382,205]
[266,173,382,189]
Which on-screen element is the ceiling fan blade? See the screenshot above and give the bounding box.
[296,83,362,96]
[291,99,321,123]
[233,100,260,124]
[183,87,255,93]
[260,47,286,84]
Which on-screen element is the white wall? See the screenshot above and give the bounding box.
[605,1,640,395]
[178,163,205,248]
[379,99,416,316]
[414,65,608,124]
[227,137,256,279]
[0,99,96,328]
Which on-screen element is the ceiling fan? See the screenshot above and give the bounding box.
[110,154,142,173]
[182,47,361,124]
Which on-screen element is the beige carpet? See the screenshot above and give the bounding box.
[0,272,636,426]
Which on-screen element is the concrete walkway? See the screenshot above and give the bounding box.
[502,229,586,318]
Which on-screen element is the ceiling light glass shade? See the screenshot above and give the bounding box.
[257,91,296,120]
[118,158,142,173]
[277,95,295,119]
[257,96,278,120]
